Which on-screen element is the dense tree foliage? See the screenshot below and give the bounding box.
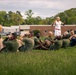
[0,8,76,26]
[0,11,24,26]
[54,8,76,24]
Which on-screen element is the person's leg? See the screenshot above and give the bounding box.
[55,30,57,36]
[58,30,61,36]
[70,38,76,46]
[75,39,76,45]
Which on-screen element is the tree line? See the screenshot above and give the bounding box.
[0,8,76,26]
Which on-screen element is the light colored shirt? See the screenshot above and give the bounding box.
[55,21,62,30]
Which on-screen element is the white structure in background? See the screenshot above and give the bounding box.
[2,26,19,35]
[2,25,30,36]
[11,26,19,33]
[19,25,30,36]
[20,25,30,30]
[3,27,11,33]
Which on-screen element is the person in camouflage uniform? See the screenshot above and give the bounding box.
[53,36,63,50]
[62,33,70,48]
[19,31,34,51]
[44,31,54,50]
[22,38,34,51]
[1,33,19,52]
[34,32,48,50]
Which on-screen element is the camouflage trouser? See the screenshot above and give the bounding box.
[18,45,25,52]
[0,47,9,52]
[50,44,54,50]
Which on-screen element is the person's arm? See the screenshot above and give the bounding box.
[69,35,73,40]
[34,38,40,45]
[52,20,56,26]
[39,39,45,45]
[20,36,24,41]
[69,35,76,40]
[3,34,11,44]
[61,21,65,26]
[3,37,9,45]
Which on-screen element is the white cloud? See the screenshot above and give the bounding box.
[0,0,76,18]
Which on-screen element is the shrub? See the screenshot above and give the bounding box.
[33,30,40,36]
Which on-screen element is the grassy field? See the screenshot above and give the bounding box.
[0,47,76,75]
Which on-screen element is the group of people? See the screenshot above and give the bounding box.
[0,17,76,52]
[31,29,76,50]
[0,29,76,52]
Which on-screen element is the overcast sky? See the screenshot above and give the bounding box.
[0,0,76,18]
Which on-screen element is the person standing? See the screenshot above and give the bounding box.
[52,17,64,36]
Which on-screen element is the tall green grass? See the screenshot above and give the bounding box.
[0,47,76,75]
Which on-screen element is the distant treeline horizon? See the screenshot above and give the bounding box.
[0,8,76,26]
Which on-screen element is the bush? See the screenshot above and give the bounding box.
[33,30,40,36]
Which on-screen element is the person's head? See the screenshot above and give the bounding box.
[56,17,60,21]
[36,32,41,38]
[63,31,70,39]
[28,33,31,38]
[8,32,17,40]
[29,31,34,37]
[67,30,70,33]
[70,29,74,35]
[63,31,69,36]
[63,34,70,39]
[48,31,53,37]
[23,34,28,38]
[12,33,17,39]
[56,36,62,40]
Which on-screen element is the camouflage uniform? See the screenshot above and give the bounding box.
[34,37,40,49]
[62,39,70,48]
[3,39,19,52]
[53,40,63,50]
[22,38,34,51]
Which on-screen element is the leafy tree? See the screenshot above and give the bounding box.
[16,11,22,17]
[25,10,34,25]
[0,11,7,26]
[25,10,34,19]
[34,16,42,25]
[0,8,76,26]
[54,8,76,24]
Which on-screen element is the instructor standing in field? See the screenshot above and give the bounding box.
[52,17,64,36]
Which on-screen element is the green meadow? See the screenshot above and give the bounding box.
[0,47,76,75]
